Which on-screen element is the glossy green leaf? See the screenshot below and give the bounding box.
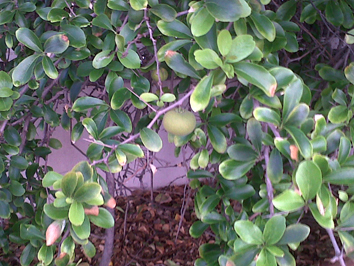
[110,109,132,133]
[69,201,85,226]
[205,0,251,22]
[323,168,354,184]
[165,51,200,79]
[269,67,295,88]
[227,144,258,162]
[72,215,90,240]
[325,0,344,26]
[219,159,255,180]
[267,149,283,184]
[20,244,36,266]
[157,20,192,39]
[140,128,162,152]
[157,40,192,62]
[72,96,108,112]
[225,34,255,63]
[328,105,349,124]
[42,56,58,79]
[61,24,86,48]
[234,62,277,97]
[88,207,114,228]
[190,221,209,238]
[38,244,54,265]
[277,223,310,245]
[285,126,313,159]
[111,88,130,109]
[207,125,227,154]
[190,75,213,112]
[263,216,286,245]
[296,161,322,201]
[92,14,113,31]
[4,126,21,146]
[73,183,101,202]
[93,50,114,69]
[273,190,305,212]
[9,180,25,197]
[44,203,69,220]
[283,78,303,121]
[309,202,334,229]
[345,62,354,85]
[0,10,15,25]
[250,12,276,42]
[283,103,309,127]
[82,118,98,139]
[48,8,68,22]
[10,155,28,170]
[12,54,41,86]
[194,49,222,69]
[338,137,351,164]
[191,7,214,37]
[234,220,263,245]
[253,107,281,126]
[44,34,69,54]
[117,49,140,69]
[83,240,96,258]
[276,0,297,21]
[0,200,10,218]
[247,118,262,152]
[150,4,176,22]
[208,113,241,126]
[319,65,346,81]
[16,28,43,52]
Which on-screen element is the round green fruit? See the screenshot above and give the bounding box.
[162,108,196,136]
[151,67,168,81]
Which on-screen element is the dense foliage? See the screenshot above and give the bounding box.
[1,0,354,265]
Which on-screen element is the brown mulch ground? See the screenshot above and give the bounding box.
[2,184,354,266]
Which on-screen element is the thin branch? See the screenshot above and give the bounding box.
[264,146,274,217]
[326,228,346,266]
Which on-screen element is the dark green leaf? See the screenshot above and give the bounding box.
[150,4,176,22]
[295,161,322,201]
[61,24,86,48]
[16,28,43,52]
[190,75,213,112]
[250,12,276,42]
[72,96,108,112]
[44,34,69,54]
[205,0,251,22]
[208,125,227,154]
[88,207,114,228]
[165,51,200,79]
[285,126,313,159]
[12,54,41,86]
[219,159,255,180]
[73,183,101,202]
[267,149,283,184]
[253,107,281,126]
[227,144,258,161]
[157,20,192,39]
[42,56,58,79]
[140,128,162,152]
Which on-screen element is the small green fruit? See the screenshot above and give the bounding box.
[162,108,196,136]
[151,67,168,81]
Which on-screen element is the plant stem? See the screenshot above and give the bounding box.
[264,146,274,217]
[326,228,346,266]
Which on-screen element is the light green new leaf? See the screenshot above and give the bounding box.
[295,161,322,201]
[309,202,334,229]
[42,56,58,79]
[225,35,256,63]
[165,51,200,79]
[194,49,222,69]
[12,54,41,86]
[72,216,90,240]
[117,50,141,69]
[69,201,85,226]
[273,190,305,212]
[73,183,101,202]
[217,29,232,56]
[250,12,276,42]
[285,126,313,159]
[191,7,214,37]
[0,71,12,89]
[253,107,281,126]
[16,28,43,52]
[277,224,310,245]
[61,171,78,198]
[190,75,213,112]
[140,128,162,152]
[42,171,63,187]
[256,249,276,266]
[234,62,277,97]
[219,159,255,180]
[263,216,286,245]
[234,220,263,245]
[130,0,147,10]
[205,0,251,22]
[328,105,349,124]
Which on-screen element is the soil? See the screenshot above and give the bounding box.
[2,185,354,266]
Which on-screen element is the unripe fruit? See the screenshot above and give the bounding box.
[162,108,196,136]
[151,67,168,81]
